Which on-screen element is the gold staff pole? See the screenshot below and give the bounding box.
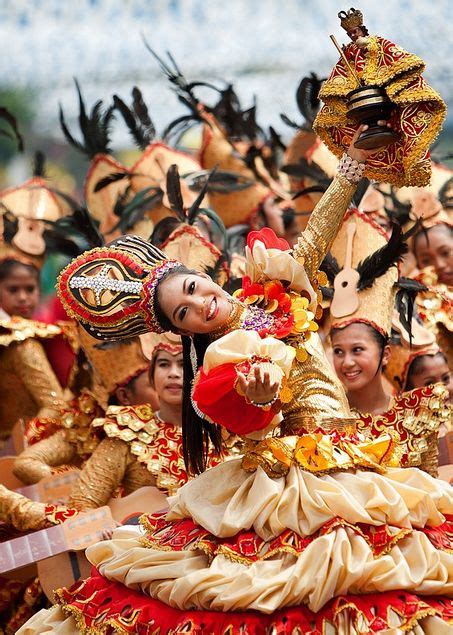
[329,35,362,86]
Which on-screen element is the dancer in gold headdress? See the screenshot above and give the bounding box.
[19,123,453,634]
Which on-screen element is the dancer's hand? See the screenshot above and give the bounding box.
[237,365,280,406]
[347,121,392,162]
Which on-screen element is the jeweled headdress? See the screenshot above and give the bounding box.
[57,235,181,339]
[338,8,364,32]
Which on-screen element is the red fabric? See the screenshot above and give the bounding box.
[140,511,453,564]
[56,570,453,634]
[192,364,276,434]
[35,296,75,388]
[247,227,290,251]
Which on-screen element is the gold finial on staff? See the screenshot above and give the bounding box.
[329,35,362,86]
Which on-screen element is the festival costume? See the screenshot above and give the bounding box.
[20,166,453,634]
[199,113,272,227]
[314,10,446,187]
[327,207,450,477]
[0,317,67,443]
[12,327,158,486]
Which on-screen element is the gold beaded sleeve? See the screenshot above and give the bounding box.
[68,437,130,510]
[13,430,76,485]
[0,485,49,532]
[11,338,67,420]
[292,174,356,281]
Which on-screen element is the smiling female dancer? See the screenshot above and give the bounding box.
[20,127,452,634]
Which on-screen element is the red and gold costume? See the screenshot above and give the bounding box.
[69,403,226,510]
[314,13,446,187]
[21,167,453,633]
[0,317,67,444]
[12,389,103,485]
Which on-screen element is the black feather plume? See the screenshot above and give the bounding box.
[357,223,408,291]
[108,187,162,234]
[59,79,114,158]
[296,73,324,126]
[94,171,130,193]
[165,165,185,219]
[32,150,46,178]
[394,278,427,346]
[319,252,341,285]
[0,106,24,152]
[187,166,218,222]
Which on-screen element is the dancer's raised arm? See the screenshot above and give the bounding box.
[293,123,386,280]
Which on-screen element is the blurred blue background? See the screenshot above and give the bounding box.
[1,0,452,184]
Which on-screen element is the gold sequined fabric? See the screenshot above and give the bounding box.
[0,484,48,532]
[90,405,194,496]
[13,430,79,485]
[0,338,66,440]
[282,332,351,423]
[68,436,154,510]
[293,174,356,282]
[13,390,102,485]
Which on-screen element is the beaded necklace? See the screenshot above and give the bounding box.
[208,297,274,341]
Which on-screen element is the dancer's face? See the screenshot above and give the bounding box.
[151,350,183,407]
[0,263,40,319]
[157,273,231,336]
[407,353,452,403]
[414,224,453,286]
[331,323,390,393]
[116,368,157,407]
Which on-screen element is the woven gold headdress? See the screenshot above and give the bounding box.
[329,208,399,337]
[385,336,439,392]
[0,176,69,269]
[76,327,152,406]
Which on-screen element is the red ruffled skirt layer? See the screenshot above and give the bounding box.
[56,570,453,635]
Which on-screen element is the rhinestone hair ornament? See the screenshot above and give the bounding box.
[57,235,181,340]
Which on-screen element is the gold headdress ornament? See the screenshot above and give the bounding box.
[0,176,70,269]
[161,224,228,286]
[77,327,181,407]
[199,114,271,227]
[153,164,229,286]
[57,235,182,340]
[410,189,452,230]
[329,208,399,337]
[84,154,130,238]
[385,336,439,392]
[338,8,364,32]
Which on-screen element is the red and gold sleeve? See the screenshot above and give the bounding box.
[192,364,278,435]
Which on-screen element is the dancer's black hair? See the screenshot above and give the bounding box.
[405,351,448,391]
[0,258,39,283]
[154,266,223,474]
